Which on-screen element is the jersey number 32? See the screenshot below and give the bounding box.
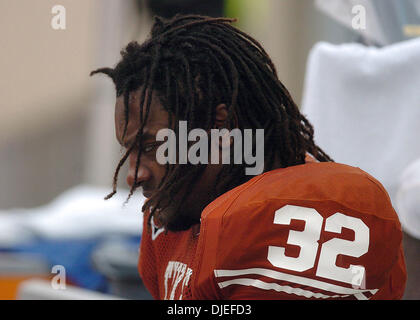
[267,205,369,286]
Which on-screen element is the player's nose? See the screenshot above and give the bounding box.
[126,165,151,188]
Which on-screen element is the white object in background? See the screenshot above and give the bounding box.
[0,215,34,247]
[0,185,145,243]
[23,185,145,239]
[396,158,420,240]
[301,37,420,215]
[17,279,122,300]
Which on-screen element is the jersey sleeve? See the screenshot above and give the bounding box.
[192,166,406,300]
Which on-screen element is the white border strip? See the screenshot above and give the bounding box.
[214,268,378,295]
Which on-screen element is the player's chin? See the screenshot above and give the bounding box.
[142,190,153,199]
[140,185,156,199]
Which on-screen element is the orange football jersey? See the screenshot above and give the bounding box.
[138,162,406,300]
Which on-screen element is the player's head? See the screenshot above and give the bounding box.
[90,14,332,231]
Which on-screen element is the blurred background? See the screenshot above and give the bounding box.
[0,0,419,300]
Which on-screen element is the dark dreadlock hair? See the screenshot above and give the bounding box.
[90,14,333,231]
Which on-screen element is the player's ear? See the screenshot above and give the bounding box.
[214,103,228,129]
[213,103,238,151]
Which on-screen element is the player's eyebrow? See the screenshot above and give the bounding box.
[119,131,157,148]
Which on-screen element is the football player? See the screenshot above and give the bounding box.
[91,15,406,300]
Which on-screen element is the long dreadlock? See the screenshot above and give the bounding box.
[90,14,333,231]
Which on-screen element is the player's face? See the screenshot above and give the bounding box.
[115,89,169,198]
[115,88,223,222]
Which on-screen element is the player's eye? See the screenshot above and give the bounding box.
[142,142,160,153]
